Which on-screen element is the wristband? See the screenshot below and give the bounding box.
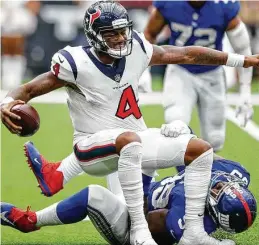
[226,53,245,67]
[0,97,14,107]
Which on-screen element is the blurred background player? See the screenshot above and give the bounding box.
[144,0,253,152]
[1,0,40,90]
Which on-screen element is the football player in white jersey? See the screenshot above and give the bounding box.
[144,0,254,151]
[1,1,259,245]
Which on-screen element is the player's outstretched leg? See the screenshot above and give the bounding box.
[1,187,89,233]
[1,185,130,245]
[0,202,38,233]
[24,141,83,197]
[116,132,157,245]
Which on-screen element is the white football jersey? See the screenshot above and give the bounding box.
[50,31,153,143]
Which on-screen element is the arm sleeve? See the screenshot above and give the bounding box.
[50,46,78,84]
[226,21,253,92]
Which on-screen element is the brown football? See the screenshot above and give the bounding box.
[11,104,40,137]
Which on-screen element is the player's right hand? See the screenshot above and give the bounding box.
[236,94,253,127]
[161,120,191,137]
[0,100,25,134]
[244,54,259,68]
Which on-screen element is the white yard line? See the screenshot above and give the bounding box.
[227,93,259,106]
[1,90,259,105]
[226,106,259,141]
[1,90,259,141]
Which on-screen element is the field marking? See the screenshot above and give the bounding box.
[1,90,259,105]
[226,106,259,141]
[1,90,259,141]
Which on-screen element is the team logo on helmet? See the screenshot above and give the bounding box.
[89,9,101,26]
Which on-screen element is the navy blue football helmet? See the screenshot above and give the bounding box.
[207,171,257,233]
[83,1,133,58]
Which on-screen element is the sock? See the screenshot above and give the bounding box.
[106,172,125,203]
[57,153,84,185]
[106,171,123,196]
[118,142,148,230]
[184,148,213,231]
[36,187,89,227]
[142,173,153,197]
[176,165,185,173]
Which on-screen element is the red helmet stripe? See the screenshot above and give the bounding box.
[90,9,101,25]
[233,189,252,227]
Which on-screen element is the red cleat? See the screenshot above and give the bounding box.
[24,141,64,197]
[1,202,39,233]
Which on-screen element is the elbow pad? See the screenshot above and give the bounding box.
[227,22,253,90]
[226,22,252,56]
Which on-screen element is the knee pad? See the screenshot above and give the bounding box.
[205,133,225,152]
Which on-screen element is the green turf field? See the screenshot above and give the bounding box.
[1,102,259,245]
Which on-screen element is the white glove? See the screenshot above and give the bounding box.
[161,120,191,138]
[236,92,253,127]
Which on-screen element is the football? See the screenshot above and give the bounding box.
[11,104,40,137]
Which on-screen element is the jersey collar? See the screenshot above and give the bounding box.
[82,46,126,83]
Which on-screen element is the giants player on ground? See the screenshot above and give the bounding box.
[1,1,259,245]
[1,157,257,245]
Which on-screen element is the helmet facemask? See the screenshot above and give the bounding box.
[97,20,133,58]
[84,13,133,59]
[206,171,249,233]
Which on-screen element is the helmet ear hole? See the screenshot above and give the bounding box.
[229,212,249,233]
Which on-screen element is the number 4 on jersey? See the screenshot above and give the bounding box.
[116,86,142,119]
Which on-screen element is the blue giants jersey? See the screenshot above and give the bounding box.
[147,159,250,243]
[153,0,240,74]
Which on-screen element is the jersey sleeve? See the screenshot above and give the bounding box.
[50,46,78,84]
[153,0,166,12]
[165,187,185,242]
[223,1,240,25]
[165,185,217,242]
[212,159,250,187]
[132,31,153,68]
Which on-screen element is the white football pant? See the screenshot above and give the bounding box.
[163,64,226,152]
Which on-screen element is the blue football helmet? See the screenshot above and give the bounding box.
[83,1,133,58]
[207,171,257,233]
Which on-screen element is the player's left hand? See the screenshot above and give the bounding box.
[161,120,191,137]
[244,54,259,68]
[236,93,253,127]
